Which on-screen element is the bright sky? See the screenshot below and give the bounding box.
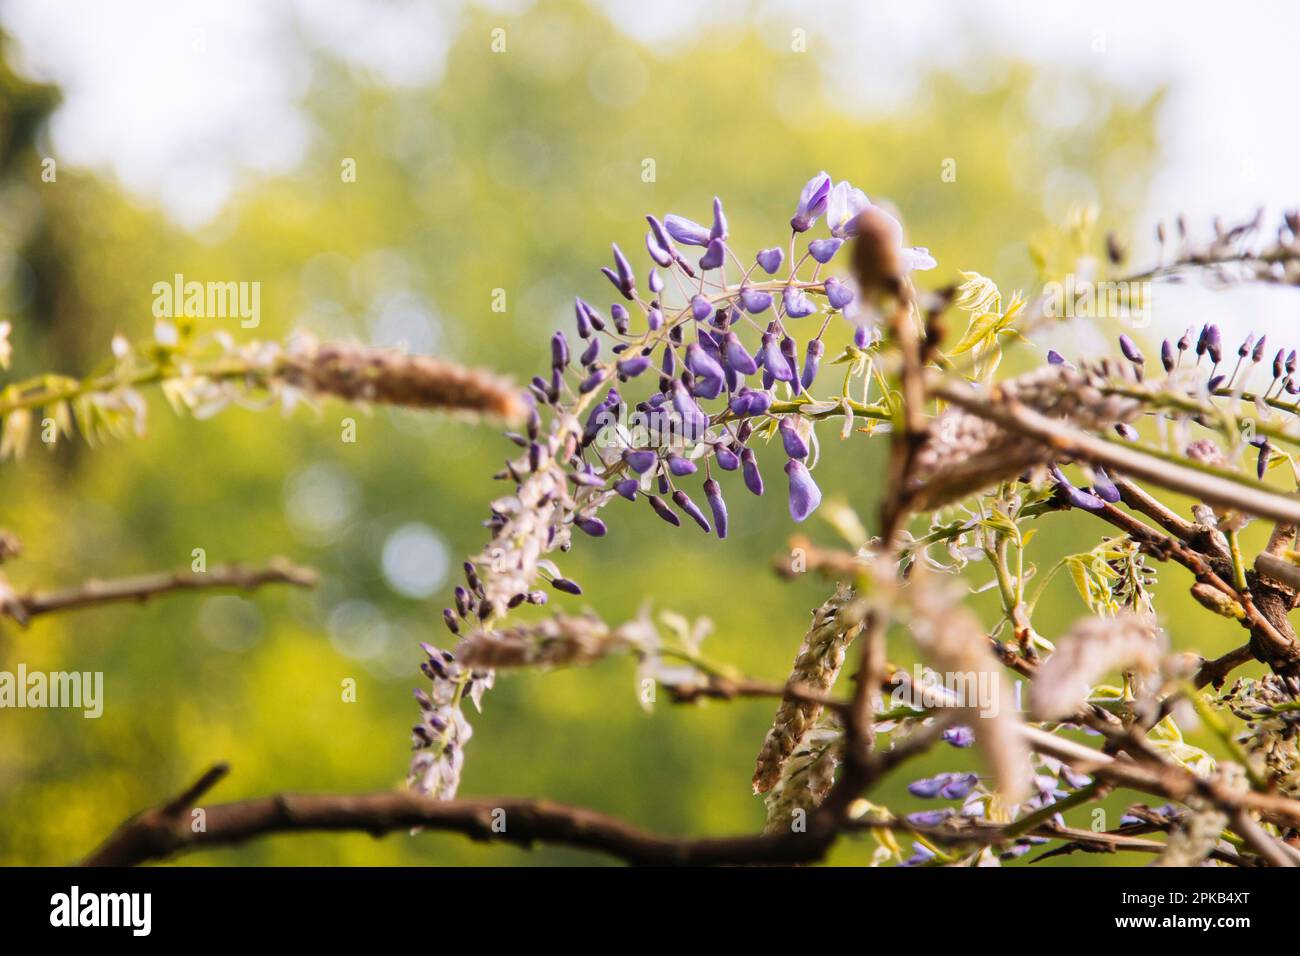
[4,0,1298,343]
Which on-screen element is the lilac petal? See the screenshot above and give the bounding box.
[741,448,764,495]
[699,238,726,271]
[667,454,697,477]
[723,332,759,375]
[808,238,843,264]
[760,336,794,382]
[901,247,937,271]
[790,171,832,232]
[740,287,773,314]
[782,285,817,318]
[802,338,825,389]
[690,294,714,322]
[710,197,728,241]
[939,772,979,800]
[784,459,822,521]
[1091,467,1120,503]
[824,277,854,310]
[907,809,953,828]
[714,445,739,471]
[942,725,975,748]
[624,449,658,474]
[664,213,711,247]
[779,418,808,459]
[756,247,784,274]
[645,230,673,267]
[686,343,726,395]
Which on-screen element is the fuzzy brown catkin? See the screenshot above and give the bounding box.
[909,364,1142,511]
[752,585,863,795]
[278,342,527,423]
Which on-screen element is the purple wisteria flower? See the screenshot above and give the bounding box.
[790,171,832,232]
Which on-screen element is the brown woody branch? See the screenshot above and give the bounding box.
[1,558,318,627]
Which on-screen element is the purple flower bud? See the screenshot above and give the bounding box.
[624,448,658,474]
[574,297,593,338]
[703,478,728,539]
[1177,328,1192,353]
[611,243,635,295]
[907,774,948,798]
[790,171,832,232]
[1274,349,1286,379]
[617,354,650,379]
[779,418,809,459]
[581,338,600,366]
[1206,325,1222,364]
[579,369,608,394]
[685,343,726,399]
[1090,467,1120,503]
[942,725,974,748]
[853,324,871,348]
[715,445,739,471]
[442,608,460,635]
[664,213,711,247]
[1118,334,1144,365]
[823,277,854,310]
[1114,422,1139,442]
[1046,349,1066,366]
[1258,440,1271,479]
[551,331,570,369]
[784,459,822,521]
[1160,339,1174,372]
[611,303,630,334]
[551,577,582,595]
[1252,335,1267,363]
[906,809,953,828]
[645,230,673,267]
[1051,465,1105,511]
[1288,350,1297,375]
[782,285,817,318]
[723,332,759,374]
[808,238,843,264]
[667,454,697,476]
[615,477,639,500]
[739,287,773,314]
[1207,374,1225,391]
[690,294,713,322]
[1195,324,1210,358]
[939,773,979,800]
[745,389,773,415]
[760,335,795,382]
[802,338,825,389]
[673,489,711,532]
[699,238,726,271]
[756,247,783,274]
[646,215,677,254]
[710,197,728,240]
[1239,334,1254,359]
[647,493,681,526]
[575,515,607,537]
[741,448,763,496]
[647,307,664,330]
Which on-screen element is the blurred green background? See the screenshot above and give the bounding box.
[0,0,1255,865]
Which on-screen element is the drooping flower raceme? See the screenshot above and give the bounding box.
[410,175,935,796]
